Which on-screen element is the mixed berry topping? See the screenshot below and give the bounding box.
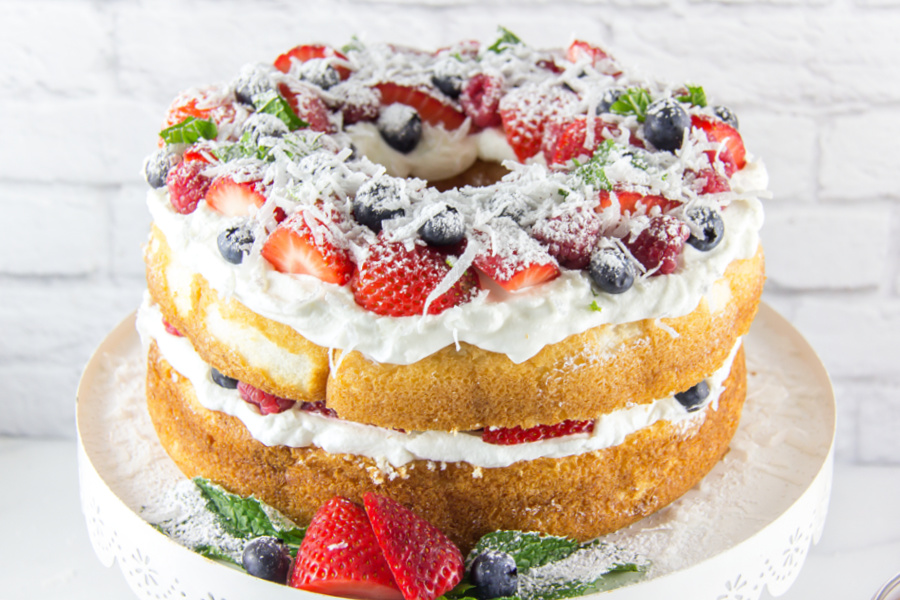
[146,28,751,319]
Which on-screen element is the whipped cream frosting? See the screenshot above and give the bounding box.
[137,298,741,470]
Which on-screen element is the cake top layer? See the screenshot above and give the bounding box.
[143,29,767,364]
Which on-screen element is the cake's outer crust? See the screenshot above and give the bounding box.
[146,225,763,430]
[146,341,747,554]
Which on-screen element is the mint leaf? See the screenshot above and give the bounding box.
[194,544,241,566]
[194,478,306,547]
[609,88,652,122]
[488,26,523,53]
[470,531,579,575]
[677,84,707,107]
[253,90,308,131]
[159,116,217,145]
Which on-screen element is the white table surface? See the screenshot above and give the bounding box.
[2,436,899,600]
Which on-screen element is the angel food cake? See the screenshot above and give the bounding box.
[138,30,766,556]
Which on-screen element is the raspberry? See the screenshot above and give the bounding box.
[530,206,603,270]
[237,382,295,415]
[624,214,691,275]
[460,73,503,129]
[166,160,211,215]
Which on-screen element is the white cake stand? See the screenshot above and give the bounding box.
[76,303,835,600]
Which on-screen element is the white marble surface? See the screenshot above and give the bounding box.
[1,436,898,600]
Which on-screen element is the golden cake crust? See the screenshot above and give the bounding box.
[146,225,763,431]
[146,340,746,553]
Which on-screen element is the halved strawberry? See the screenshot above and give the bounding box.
[278,82,334,133]
[374,83,467,131]
[691,114,746,174]
[162,86,237,131]
[237,382,295,415]
[459,73,503,129]
[473,227,560,292]
[499,86,580,162]
[597,189,679,215]
[483,419,595,445]
[290,497,403,600]
[204,176,266,217]
[351,235,480,317]
[566,40,622,77]
[363,493,464,600]
[548,117,638,166]
[274,44,352,79]
[166,160,211,215]
[623,214,691,276]
[261,210,354,285]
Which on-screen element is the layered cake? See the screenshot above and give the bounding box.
[137,30,766,554]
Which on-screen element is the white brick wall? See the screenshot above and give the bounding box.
[1,0,897,465]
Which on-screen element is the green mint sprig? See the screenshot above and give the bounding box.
[573,139,648,191]
[677,84,707,107]
[159,116,217,145]
[194,478,307,549]
[609,88,652,122]
[253,90,309,131]
[470,531,579,575]
[488,26,523,53]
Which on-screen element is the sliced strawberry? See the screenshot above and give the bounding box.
[204,176,266,217]
[530,205,603,269]
[290,497,402,600]
[274,44,351,79]
[473,227,560,292]
[499,86,580,162]
[459,73,503,129]
[483,419,595,445]
[278,82,334,133]
[623,214,691,276]
[548,117,638,166]
[374,83,466,131]
[351,235,480,317]
[166,160,211,215]
[237,382,295,415]
[181,141,218,164]
[691,114,746,173]
[261,209,354,285]
[597,189,679,215]
[363,493,464,600]
[566,40,622,78]
[162,86,237,132]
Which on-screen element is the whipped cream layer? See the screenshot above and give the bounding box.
[138,298,741,470]
[147,157,763,366]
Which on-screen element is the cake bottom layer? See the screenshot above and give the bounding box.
[146,342,747,553]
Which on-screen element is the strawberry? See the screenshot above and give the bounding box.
[166,160,211,215]
[597,189,679,215]
[162,319,183,337]
[548,117,637,166]
[623,214,691,276]
[291,497,403,600]
[566,40,623,78]
[237,382,295,415]
[204,176,266,217]
[473,227,560,292]
[459,73,503,129]
[499,86,580,162]
[363,493,464,600]
[530,206,603,269]
[687,168,731,195]
[261,209,355,285]
[181,141,218,164]
[483,419,595,445]
[162,86,237,132]
[691,114,746,174]
[299,400,338,418]
[374,83,467,130]
[274,44,352,80]
[351,235,480,317]
[278,82,333,133]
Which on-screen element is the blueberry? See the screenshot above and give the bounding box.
[241,537,292,583]
[684,206,725,252]
[300,61,341,90]
[589,246,636,294]
[470,551,518,600]
[233,64,278,106]
[419,206,465,246]
[210,367,239,389]
[352,179,406,233]
[596,87,625,114]
[217,223,255,264]
[143,149,179,189]
[675,380,710,412]
[643,97,690,153]
[241,113,289,145]
[713,105,739,130]
[377,103,422,154]
[432,73,463,99]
